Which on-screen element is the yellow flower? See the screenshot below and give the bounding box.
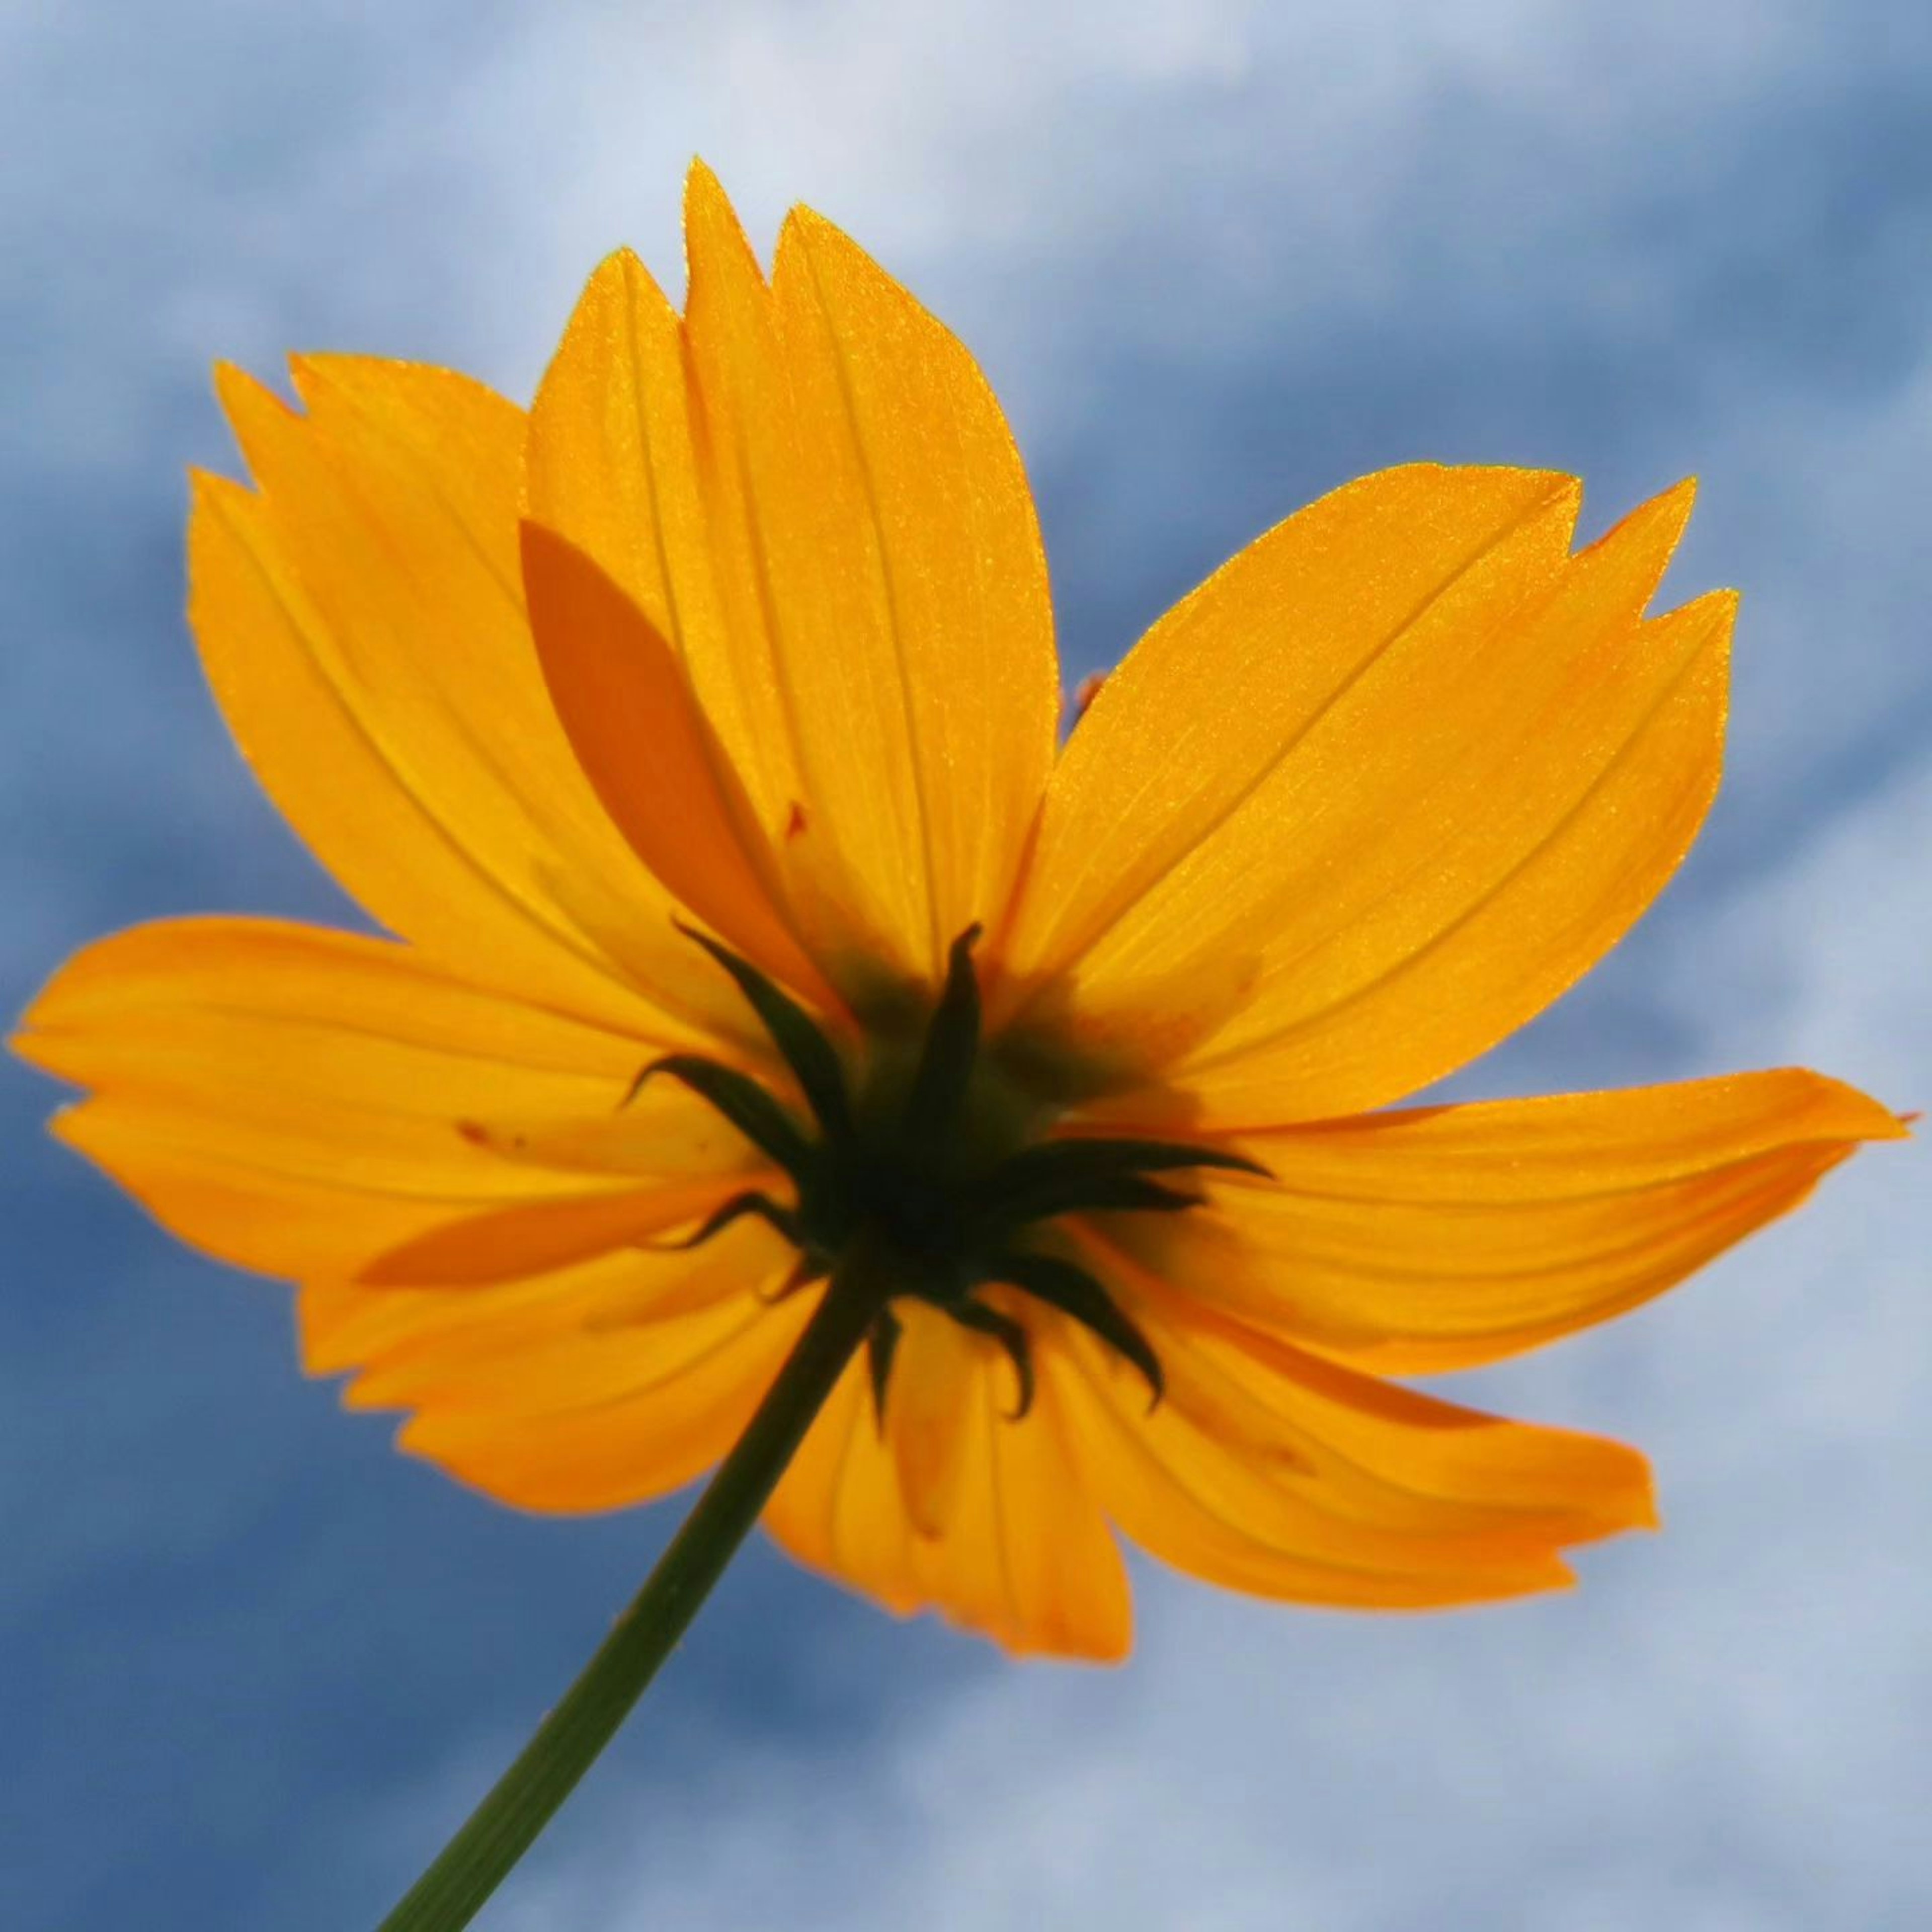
[15,164,1902,1663]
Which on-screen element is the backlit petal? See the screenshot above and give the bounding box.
[765,1312,1132,1660]
[1004,468,1733,1121]
[1003,465,1578,983]
[883,1298,980,1540]
[527,167,1060,998]
[20,167,1902,1661]
[1179,594,1732,1125]
[195,356,730,1040]
[769,204,1061,970]
[399,1285,816,1514]
[1124,1070,1907,1373]
[355,1183,761,1289]
[343,1228,795,1415]
[1058,1286,1649,1609]
[518,522,832,1004]
[301,1219,786,1380]
[13,917,749,1280]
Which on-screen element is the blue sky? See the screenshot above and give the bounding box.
[3,3,1928,1926]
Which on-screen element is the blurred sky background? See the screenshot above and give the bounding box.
[4,2,1929,1927]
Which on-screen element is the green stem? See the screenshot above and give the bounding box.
[376,1240,892,1932]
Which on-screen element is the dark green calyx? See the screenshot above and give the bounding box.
[633,927,1267,1429]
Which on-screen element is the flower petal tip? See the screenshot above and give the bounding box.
[340,1374,397,1416]
[1598,472,1698,560]
[1797,1071,1914,1144]
[5,1023,52,1078]
[598,242,649,285]
[778,202,842,259]
[283,352,367,412]
[1651,473,1699,525]
[1540,468,1587,515]
[683,154,736,228]
[1566,1439,1659,1543]
[682,159,765,289]
[1034,1626,1134,1668]
[209,357,278,419]
[1676,584,1741,636]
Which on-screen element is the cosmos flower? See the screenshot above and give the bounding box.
[15,163,1902,1666]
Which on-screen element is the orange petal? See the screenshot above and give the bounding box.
[344,1232,796,1416]
[883,1298,980,1540]
[399,1286,816,1514]
[48,1100,466,1281]
[356,1180,756,1288]
[454,1083,772,1181]
[300,1221,782,1380]
[1057,1294,1649,1610]
[13,917,742,1280]
[527,167,1060,999]
[770,204,1060,971]
[523,244,757,770]
[195,356,727,1040]
[518,522,833,1006]
[764,1315,1132,1660]
[1188,1312,1654,1536]
[1121,1070,1906,1373]
[1003,465,1579,979]
[785,1363,925,1618]
[18,916,638,1114]
[1179,589,1733,1125]
[973,1341,1134,1659]
[1006,467,1733,1120]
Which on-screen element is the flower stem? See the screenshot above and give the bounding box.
[375,1238,892,1932]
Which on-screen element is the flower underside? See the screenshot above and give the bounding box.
[11,164,1909,1676]
[639,925,1265,1429]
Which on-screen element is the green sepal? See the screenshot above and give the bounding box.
[866,1306,903,1433]
[984,1250,1164,1412]
[627,1054,816,1180]
[974,1167,1199,1230]
[675,923,854,1142]
[974,1135,1266,1203]
[642,1189,804,1254]
[900,925,983,1153]
[950,1298,1036,1419]
[967,1136,1266,1231]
